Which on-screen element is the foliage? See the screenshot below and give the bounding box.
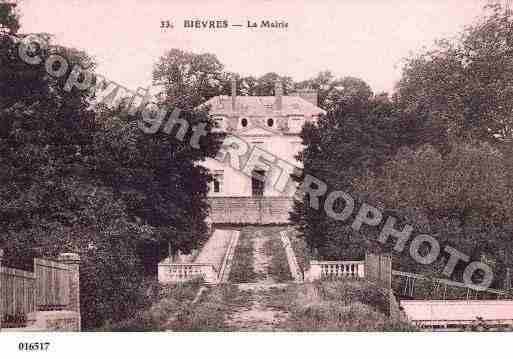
[353,142,513,283]
[93,101,222,268]
[264,281,415,331]
[296,72,374,112]
[0,2,20,34]
[104,280,203,331]
[165,284,250,331]
[0,32,221,328]
[290,77,402,260]
[107,281,254,331]
[153,49,226,110]
[292,4,513,283]
[234,72,294,96]
[396,3,513,142]
[152,48,297,110]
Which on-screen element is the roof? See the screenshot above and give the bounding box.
[200,95,326,117]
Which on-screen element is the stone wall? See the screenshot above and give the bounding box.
[208,197,294,224]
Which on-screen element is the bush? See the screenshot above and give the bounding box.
[104,280,202,331]
[80,231,149,330]
[265,281,415,331]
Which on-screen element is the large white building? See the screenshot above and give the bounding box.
[200,79,326,224]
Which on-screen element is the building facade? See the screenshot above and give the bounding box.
[200,79,326,224]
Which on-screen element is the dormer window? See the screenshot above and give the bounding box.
[267,118,274,127]
[241,118,248,128]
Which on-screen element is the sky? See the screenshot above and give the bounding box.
[17,0,496,94]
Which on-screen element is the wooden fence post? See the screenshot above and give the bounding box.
[0,249,3,329]
[58,253,80,328]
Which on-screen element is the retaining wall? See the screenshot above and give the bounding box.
[208,197,293,224]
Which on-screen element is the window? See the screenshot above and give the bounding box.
[212,171,223,193]
[267,118,274,127]
[240,118,248,127]
[251,169,265,197]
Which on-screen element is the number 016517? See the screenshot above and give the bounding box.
[18,342,51,351]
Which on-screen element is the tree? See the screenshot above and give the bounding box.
[249,72,294,96]
[296,72,373,112]
[0,32,222,328]
[0,32,152,328]
[93,102,222,272]
[0,2,19,34]
[221,72,294,96]
[290,77,402,260]
[153,49,226,109]
[295,70,335,109]
[353,142,513,284]
[396,3,513,143]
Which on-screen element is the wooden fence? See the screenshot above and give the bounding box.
[1,255,71,327]
[34,258,70,310]
[0,267,36,321]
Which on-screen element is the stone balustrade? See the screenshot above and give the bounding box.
[158,262,219,284]
[305,260,365,282]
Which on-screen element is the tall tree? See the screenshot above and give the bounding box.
[0,1,19,34]
[153,49,226,109]
[291,77,402,260]
[353,142,513,285]
[0,33,222,328]
[396,3,513,142]
[0,33,147,329]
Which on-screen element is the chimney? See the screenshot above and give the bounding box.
[231,77,237,111]
[275,80,283,111]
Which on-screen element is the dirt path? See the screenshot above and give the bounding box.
[225,230,291,330]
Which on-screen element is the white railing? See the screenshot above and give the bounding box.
[217,231,240,283]
[305,261,365,282]
[280,231,303,282]
[158,262,219,284]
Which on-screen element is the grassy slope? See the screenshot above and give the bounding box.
[104,280,203,331]
[227,227,260,283]
[108,226,415,331]
[108,280,415,331]
[165,284,251,331]
[230,225,293,283]
[105,281,251,331]
[263,280,415,331]
[263,227,293,282]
